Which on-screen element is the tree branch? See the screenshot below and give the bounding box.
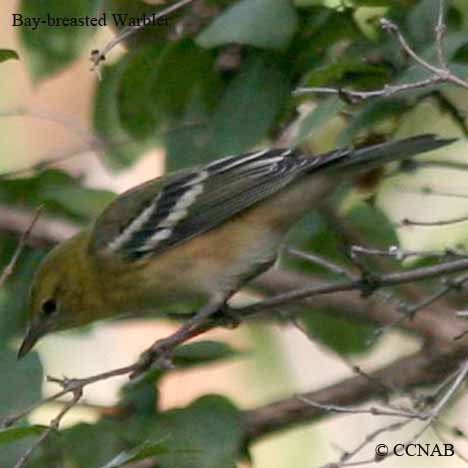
[295,4,468,102]
[90,0,195,75]
[0,205,78,246]
[243,348,464,441]
[0,208,42,287]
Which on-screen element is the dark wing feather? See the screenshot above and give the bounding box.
[90,134,454,260]
[90,148,320,260]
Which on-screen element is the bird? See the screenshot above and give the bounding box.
[18,134,455,360]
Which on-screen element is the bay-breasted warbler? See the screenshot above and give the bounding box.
[18,134,454,358]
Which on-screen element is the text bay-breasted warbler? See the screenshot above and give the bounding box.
[18,134,455,358]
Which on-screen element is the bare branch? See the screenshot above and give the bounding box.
[411,358,468,439]
[6,247,468,429]
[381,16,468,90]
[13,384,83,468]
[397,185,468,200]
[253,268,468,348]
[399,213,468,228]
[296,396,419,419]
[240,255,468,318]
[243,349,463,440]
[284,246,352,278]
[90,0,195,73]
[0,205,78,246]
[294,77,441,103]
[351,244,468,262]
[435,0,448,70]
[0,208,42,288]
[0,106,102,150]
[295,4,468,102]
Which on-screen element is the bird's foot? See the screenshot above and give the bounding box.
[130,300,229,379]
[130,337,177,378]
[219,305,242,329]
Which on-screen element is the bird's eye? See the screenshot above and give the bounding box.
[41,299,57,317]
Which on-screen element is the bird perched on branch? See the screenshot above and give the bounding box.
[18,134,454,360]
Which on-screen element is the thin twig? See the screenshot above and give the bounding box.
[13,385,83,468]
[0,144,104,180]
[6,251,468,428]
[435,0,448,70]
[398,213,468,228]
[0,106,102,150]
[351,245,468,261]
[0,205,78,246]
[433,425,468,464]
[297,396,419,419]
[412,358,468,439]
[322,420,412,468]
[239,255,468,316]
[0,207,42,287]
[380,17,468,89]
[397,185,468,200]
[295,7,468,102]
[284,246,352,278]
[294,77,441,103]
[90,0,195,73]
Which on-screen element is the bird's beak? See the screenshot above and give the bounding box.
[17,323,41,359]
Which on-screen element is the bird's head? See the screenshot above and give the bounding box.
[18,231,98,358]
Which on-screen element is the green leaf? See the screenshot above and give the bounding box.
[146,395,243,468]
[119,341,240,413]
[304,61,387,88]
[351,0,394,5]
[172,340,242,367]
[0,49,19,63]
[40,395,242,468]
[300,309,376,354]
[394,32,468,100]
[99,438,170,468]
[166,51,289,167]
[299,7,361,51]
[94,59,151,168]
[289,204,398,354]
[54,419,129,467]
[101,0,174,49]
[294,97,345,144]
[338,99,407,144]
[0,169,114,222]
[208,54,290,156]
[119,368,162,414]
[407,0,446,46]
[116,45,164,140]
[0,426,47,445]
[149,39,218,122]
[348,202,399,247]
[117,39,217,142]
[197,0,298,51]
[18,0,102,82]
[0,422,47,467]
[163,116,214,172]
[0,237,43,344]
[143,39,221,170]
[0,347,43,421]
[110,39,220,169]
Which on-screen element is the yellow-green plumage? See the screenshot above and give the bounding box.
[18,134,455,357]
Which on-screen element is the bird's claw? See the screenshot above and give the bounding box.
[130,343,175,379]
[220,306,242,329]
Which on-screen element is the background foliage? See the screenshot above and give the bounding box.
[1,0,468,466]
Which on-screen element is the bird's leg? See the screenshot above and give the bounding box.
[218,304,243,329]
[130,299,225,378]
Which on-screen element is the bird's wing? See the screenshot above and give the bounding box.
[89,134,454,260]
[89,148,321,260]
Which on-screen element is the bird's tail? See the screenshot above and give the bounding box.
[312,134,457,175]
